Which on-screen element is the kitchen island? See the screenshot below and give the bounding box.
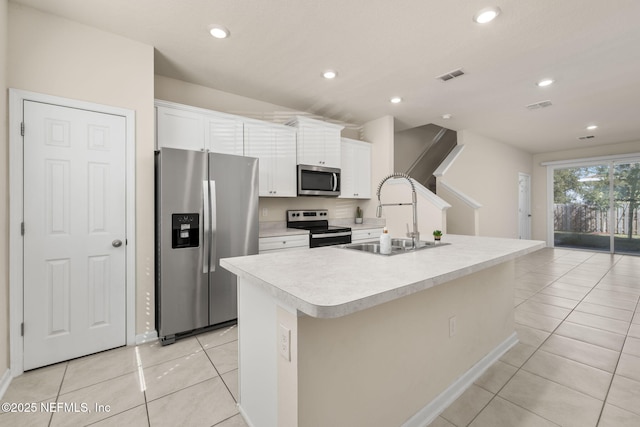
[221,234,544,427]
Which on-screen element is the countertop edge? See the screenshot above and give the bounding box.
[222,239,545,319]
[301,240,545,318]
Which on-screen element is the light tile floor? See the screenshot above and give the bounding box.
[435,248,640,427]
[0,325,246,427]
[1,248,639,426]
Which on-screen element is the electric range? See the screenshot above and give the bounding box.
[286,209,352,248]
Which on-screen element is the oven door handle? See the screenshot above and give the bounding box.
[311,231,352,239]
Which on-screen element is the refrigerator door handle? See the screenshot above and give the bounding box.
[202,180,211,273]
[209,180,217,272]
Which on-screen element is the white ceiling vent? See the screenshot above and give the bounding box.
[578,135,595,140]
[526,100,553,110]
[436,68,465,82]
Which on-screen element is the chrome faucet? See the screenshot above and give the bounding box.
[376,173,420,248]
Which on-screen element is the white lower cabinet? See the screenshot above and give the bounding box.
[351,228,384,243]
[259,234,309,253]
[244,120,297,197]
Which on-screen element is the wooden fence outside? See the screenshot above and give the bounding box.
[554,203,639,235]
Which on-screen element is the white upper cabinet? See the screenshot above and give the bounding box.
[156,101,244,155]
[156,105,205,151]
[339,138,372,199]
[205,115,244,155]
[244,120,297,197]
[285,116,344,168]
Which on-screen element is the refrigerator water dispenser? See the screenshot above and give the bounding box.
[172,213,199,248]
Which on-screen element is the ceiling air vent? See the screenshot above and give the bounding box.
[578,135,595,140]
[526,100,553,110]
[436,68,465,82]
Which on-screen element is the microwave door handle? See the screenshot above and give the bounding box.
[332,173,337,191]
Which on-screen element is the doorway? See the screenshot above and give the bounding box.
[9,89,136,375]
[518,173,532,239]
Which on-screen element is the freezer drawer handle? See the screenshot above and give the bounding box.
[112,239,123,248]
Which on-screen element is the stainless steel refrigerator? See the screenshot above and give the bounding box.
[155,148,259,345]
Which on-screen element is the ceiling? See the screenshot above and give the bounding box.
[11,0,640,154]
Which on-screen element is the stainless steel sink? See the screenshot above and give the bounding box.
[342,238,448,256]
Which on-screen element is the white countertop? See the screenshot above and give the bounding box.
[221,234,545,319]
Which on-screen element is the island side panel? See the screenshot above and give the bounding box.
[296,261,515,426]
[237,277,278,427]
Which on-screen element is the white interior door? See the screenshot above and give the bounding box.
[23,100,127,370]
[518,172,532,239]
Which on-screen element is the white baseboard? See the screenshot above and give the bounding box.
[135,330,158,345]
[402,332,519,427]
[0,369,12,400]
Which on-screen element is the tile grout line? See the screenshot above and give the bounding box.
[199,336,239,405]
[49,362,69,427]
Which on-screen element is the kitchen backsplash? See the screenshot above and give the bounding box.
[258,197,374,222]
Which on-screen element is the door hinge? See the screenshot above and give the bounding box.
[21,323,24,336]
[21,122,25,136]
[21,222,25,236]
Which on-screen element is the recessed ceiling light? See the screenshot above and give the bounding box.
[586,125,598,130]
[322,70,337,79]
[209,25,230,39]
[442,114,452,119]
[390,96,402,104]
[536,79,554,87]
[473,7,501,24]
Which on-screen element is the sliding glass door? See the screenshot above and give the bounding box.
[553,164,610,252]
[613,161,640,255]
[552,158,640,255]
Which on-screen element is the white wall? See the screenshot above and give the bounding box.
[7,3,155,336]
[441,131,533,239]
[1,0,9,378]
[531,140,640,241]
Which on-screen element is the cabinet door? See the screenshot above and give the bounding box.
[156,106,205,151]
[206,115,244,155]
[322,128,342,168]
[354,142,372,199]
[244,123,274,197]
[272,128,297,197]
[339,141,356,198]
[339,139,371,199]
[297,125,324,166]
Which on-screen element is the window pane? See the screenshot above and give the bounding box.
[613,162,640,255]
[553,165,611,252]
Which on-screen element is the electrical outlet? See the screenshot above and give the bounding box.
[279,324,291,361]
[449,316,457,338]
[262,208,269,217]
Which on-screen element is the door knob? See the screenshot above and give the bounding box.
[112,239,123,248]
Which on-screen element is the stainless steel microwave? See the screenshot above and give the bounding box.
[297,164,341,197]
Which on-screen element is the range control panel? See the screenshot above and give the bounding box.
[286,209,329,223]
[172,213,199,249]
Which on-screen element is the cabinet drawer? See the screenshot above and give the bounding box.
[351,228,384,242]
[259,234,309,252]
